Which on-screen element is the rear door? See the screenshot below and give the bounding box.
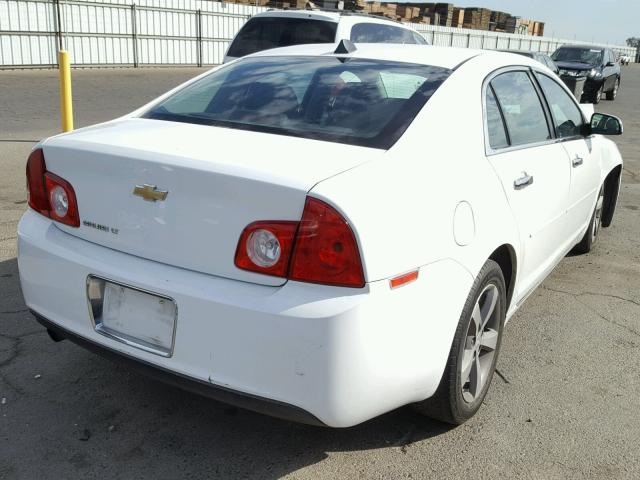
[484,69,571,298]
[535,72,600,235]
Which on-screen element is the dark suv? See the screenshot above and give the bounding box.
[551,45,621,103]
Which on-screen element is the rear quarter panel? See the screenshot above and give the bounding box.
[310,57,522,286]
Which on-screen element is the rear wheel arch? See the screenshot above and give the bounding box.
[602,164,622,228]
[488,244,517,311]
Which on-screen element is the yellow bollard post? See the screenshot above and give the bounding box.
[58,50,74,132]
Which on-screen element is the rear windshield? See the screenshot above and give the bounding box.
[226,18,337,58]
[143,56,451,149]
[552,48,603,66]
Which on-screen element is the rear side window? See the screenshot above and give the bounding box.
[536,73,584,138]
[143,56,451,149]
[490,71,551,147]
[485,88,509,149]
[412,32,428,45]
[226,18,337,58]
[350,23,416,44]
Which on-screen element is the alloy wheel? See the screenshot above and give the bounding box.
[460,284,500,403]
[591,188,605,243]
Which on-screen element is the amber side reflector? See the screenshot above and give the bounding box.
[389,270,419,289]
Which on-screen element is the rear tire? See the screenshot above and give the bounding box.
[606,78,620,100]
[412,260,506,425]
[573,185,604,254]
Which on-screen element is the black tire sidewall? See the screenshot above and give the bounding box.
[594,85,603,104]
[449,260,507,422]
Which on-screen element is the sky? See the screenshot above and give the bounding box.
[417,0,639,46]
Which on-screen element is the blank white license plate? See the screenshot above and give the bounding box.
[88,277,177,357]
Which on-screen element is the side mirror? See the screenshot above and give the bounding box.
[606,62,616,67]
[587,113,623,136]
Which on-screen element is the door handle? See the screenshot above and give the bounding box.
[514,172,534,190]
[513,172,533,190]
[572,156,584,167]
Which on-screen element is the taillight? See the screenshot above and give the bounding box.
[26,149,49,216]
[234,221,298,277]
[234,197,365,288]
[26,148,80,227]
[44,172,80,227]
[289,198,364,288]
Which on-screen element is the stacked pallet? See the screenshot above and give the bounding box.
[503,16,517,33]
[432,3,453,27]
[462,7,491,30]
[365,2,398,18]
[396,5,421,20]
[489,10,509,31]
[425,12,440,25]
[533,21,545,36]
[451,7,464,27]
[344,0,367,10]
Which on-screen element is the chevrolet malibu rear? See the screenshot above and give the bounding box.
[19,44,554,428]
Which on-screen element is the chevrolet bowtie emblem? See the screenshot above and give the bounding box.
[133,184,169,202]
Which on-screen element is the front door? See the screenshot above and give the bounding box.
[535,72,601,238]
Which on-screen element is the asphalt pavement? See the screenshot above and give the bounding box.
[0,65,639,479]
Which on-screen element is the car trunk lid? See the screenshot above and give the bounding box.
[41,118,378,286]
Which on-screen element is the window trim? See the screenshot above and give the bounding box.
[486,85,510,148]
[482,66,556,156]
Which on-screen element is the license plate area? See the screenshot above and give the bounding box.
[87,276,177,357]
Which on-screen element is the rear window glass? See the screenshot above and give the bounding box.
[226,18,337,58]
[144,57,451,149]
[350,23,416,44]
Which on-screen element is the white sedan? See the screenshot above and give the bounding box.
[18,43,623,428]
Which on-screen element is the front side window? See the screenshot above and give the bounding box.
[143,56,451,149]
[536,73,584,138]
[490,71,551,147]
[226,18,337,58]
[350,23,416,44]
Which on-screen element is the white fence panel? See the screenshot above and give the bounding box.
[1,0,636,68]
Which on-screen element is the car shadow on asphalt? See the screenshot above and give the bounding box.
[0,257,453,479]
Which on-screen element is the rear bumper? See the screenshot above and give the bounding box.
[32,311,324,426]
[18,210,473,427]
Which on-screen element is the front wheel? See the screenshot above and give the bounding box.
[606,78,620,100]
[593,84,604,104]
[412,260,506,425]
[573,185,604,254]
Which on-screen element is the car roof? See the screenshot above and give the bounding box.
[245,43,545,71]
[558,44,606,50]
[251,9,412,28]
